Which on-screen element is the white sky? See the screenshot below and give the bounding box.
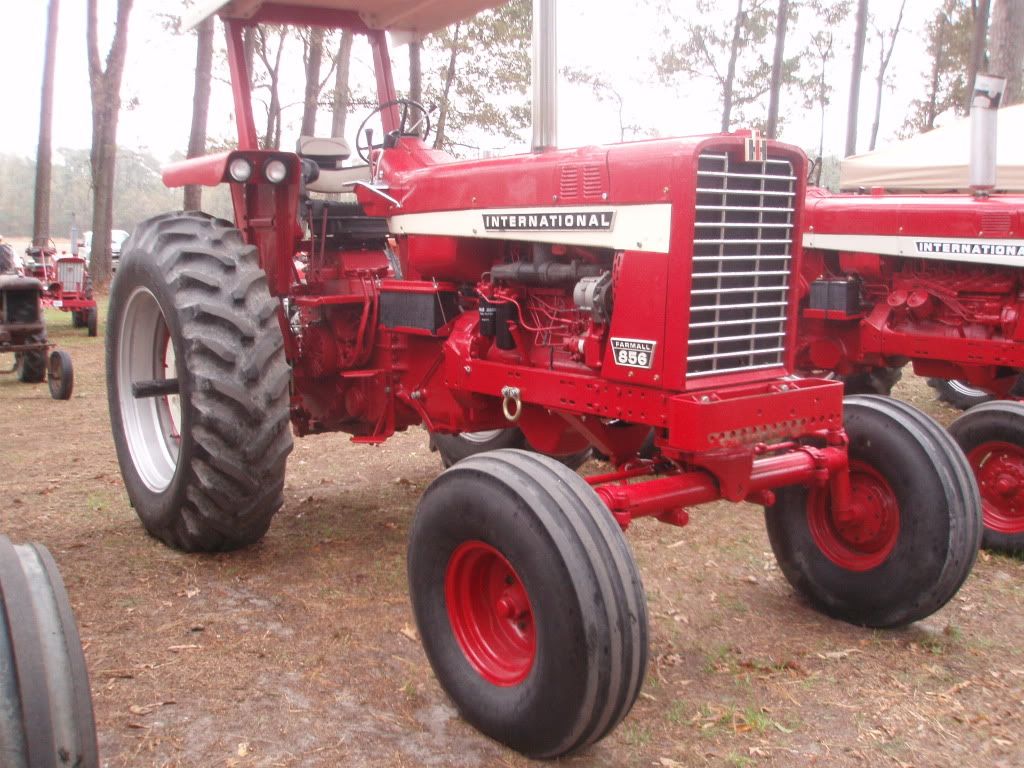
[0,0,932,162]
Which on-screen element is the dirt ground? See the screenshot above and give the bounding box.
[1,303,1023,768]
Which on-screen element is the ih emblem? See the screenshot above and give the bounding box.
[611,338,656,370]
[744,130,767,162]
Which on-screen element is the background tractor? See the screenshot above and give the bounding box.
[796,76,1024,553]
[1,246,74,399]
[105,0,982,757]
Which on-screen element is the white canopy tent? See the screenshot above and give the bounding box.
[839,104,1024,192]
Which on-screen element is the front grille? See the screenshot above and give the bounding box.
[686,151,796,378]
[57,260,85,294]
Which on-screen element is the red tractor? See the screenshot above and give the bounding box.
[796,77,1024,553]
[23,245,99,336]
[105,0,981,757]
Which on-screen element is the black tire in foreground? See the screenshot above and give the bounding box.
[948,400,1024,554]
[765,395,981,628]
[14,333,47,384]
[0,535,98,768]
[408,449,648,758]
[926,378,994,410]
[841,366,903,396]
[47,350,73,400]
[107,211,293,552]
[429,427,592,470]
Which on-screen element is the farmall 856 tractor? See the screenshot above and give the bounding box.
[796,76,1024,553]
[106,0,982,757]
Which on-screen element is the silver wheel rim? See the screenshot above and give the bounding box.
[948,380,990,399]
[117,287,182,493]
[460,429,505,444]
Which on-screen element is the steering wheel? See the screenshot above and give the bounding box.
[355,98,432,164]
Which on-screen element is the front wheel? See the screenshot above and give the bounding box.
[766,395,981,628]
[48,350,73,400]
[948,401,1024,554]
[408,450,648,758]
[106,212,293,552]
[927,378,993,410]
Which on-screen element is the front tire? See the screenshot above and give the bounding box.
[927,378,993,410]
[86,306,98,337]
[948,401,1024,554]
[408,450,648,757]
[48,350,73,400]
[106,212,293,552]
[765,395,981,628]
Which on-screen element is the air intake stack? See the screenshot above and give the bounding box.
[970,74,1006,195]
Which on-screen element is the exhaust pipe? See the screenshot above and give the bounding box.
[970,73,1005,194]
[531,0,557,152]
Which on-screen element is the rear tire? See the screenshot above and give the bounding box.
[15,334,46,384]
[927,378,993,410]
[948,401,1024,554]
[429,428,591,470]
[47,350,73,400]
[765,395,981,628]
[106,211,293,552]
[408,450,648,758]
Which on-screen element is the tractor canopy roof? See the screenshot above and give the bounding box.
[183,0,508,36]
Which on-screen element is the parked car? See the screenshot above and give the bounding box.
[81,229,130,271]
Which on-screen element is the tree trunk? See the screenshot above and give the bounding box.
[331,30,354,138]
[965,0,992,109]
[33,0,60,247]
[845,0,869,157]
[721,0,745,133]
[256,27,287,150]
[869,0,906,150]
[184,16,214,212]
[766,0,789,139]
[434,23,462,150]
[86,0,133,290]
[927,10,948,129]
[990,0,1024,104]
[301,27,324,136]
[409,39,422,103]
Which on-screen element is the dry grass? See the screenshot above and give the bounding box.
[1,309,1023,767]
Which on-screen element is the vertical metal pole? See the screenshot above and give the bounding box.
[224,19,258,150]
[532,0,557,152]
[970,73,1005,194]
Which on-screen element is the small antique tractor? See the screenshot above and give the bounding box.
[1,254,74,400]
[24,244,99,336]
[106,0,981,757]
[796,77,1024,552]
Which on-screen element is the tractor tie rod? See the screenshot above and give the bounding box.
[132,379,180,399]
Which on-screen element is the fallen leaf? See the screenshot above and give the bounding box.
[237,741,251,757]
[400,624,419,642]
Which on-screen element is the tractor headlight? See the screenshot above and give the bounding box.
[228,157,253,183]
[264,159,288,184]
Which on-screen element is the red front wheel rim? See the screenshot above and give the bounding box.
[445,541,536,686]
[807,460,900,572]
[967,441,1024,535]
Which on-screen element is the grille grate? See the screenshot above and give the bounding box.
[687,151,796,378]
[57,260,85,294]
